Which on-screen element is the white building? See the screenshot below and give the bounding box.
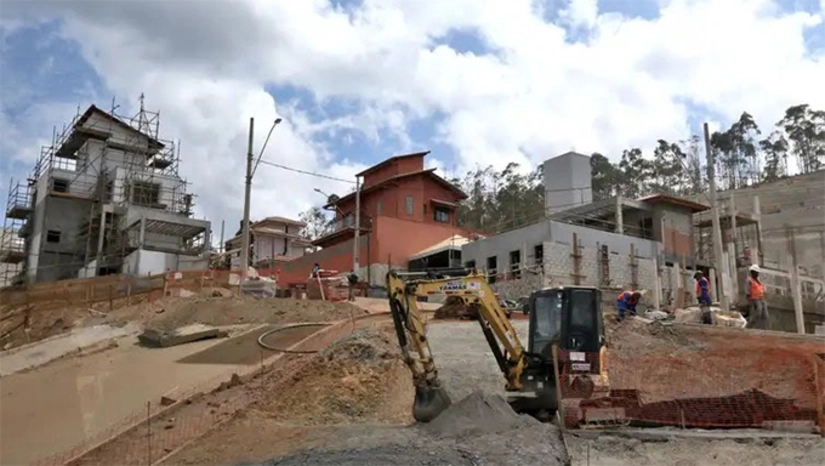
[0,102,211,285]
[224,216,311,269]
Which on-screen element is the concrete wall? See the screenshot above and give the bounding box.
[122,249,209,277]
[543,152,592,214]
[462,220,660,278]
[696,171,825,277]
[463,220,662,300]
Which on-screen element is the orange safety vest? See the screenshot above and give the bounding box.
[748,277,765,300]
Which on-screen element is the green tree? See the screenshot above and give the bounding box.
[777,104,825,174]
[758,131,789,182]
[298,206,332,251]
[590,152,623,200]
[650,139,688,194]
[617,148,652,198]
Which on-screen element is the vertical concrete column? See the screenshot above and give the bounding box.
[753,195,763,265]
[96,210,106,256]
[614,195,624,235]
[791,266,805,334]
[139,216,146,248]
[708,268,717,303]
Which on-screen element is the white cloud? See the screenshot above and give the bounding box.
[2,0,824,231]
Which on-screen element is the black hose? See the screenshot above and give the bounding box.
[256,322,333,354]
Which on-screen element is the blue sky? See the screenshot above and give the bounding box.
[1,0,824,223]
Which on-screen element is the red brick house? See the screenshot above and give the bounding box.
[277,151,471,286]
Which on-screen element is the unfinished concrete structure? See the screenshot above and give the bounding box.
[543,151,593,214]
[0,99,210,285]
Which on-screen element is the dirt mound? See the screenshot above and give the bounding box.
[607,318,825,407]
[607,317,704,357]
[142,296,366,331]
[256,326,413,425]
[433,296,476,320]
[424,390,538,438]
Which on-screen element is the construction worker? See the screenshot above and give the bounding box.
[616,290,642,321]
[745,264,768,329]
[310,263,320,279]
[347,270,358,301]
[694,271,713,325]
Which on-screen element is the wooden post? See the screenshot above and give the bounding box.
[162,272,169,297]
[126,279,132,306]
[108,284,114,312]
[814,360,824,437]
[551,344,566,432]
[570,233,582,285]
[630,244,638,290]
[652,255,662,310]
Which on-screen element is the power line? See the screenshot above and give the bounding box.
[256,159,355,184]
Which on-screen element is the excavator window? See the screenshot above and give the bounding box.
[566,289,603,353]
[528,290,563,358]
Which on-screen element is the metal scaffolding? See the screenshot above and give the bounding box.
[1,95,207,287]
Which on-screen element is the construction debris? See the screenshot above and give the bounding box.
[137,323,227,348]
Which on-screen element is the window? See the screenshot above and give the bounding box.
[52,179,69,193]
[509,250,522,279]
[486,256,498,283]
[376,200,382,215]
[405,196,414,215]
[46,230,61,243]
[434,206,450,223]
[534,244,544,266]
[533,292,562,342]
[131,181,161,207]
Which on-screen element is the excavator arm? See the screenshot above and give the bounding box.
[386,269,531,422]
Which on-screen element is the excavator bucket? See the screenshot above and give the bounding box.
[412,384,452,422]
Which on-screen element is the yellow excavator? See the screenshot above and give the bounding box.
[386,268,611,424]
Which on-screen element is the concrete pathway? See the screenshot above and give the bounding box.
[0,323,140,377]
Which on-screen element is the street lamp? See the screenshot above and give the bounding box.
[240,117,283,286]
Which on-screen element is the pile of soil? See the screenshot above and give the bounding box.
[255,326,413,425]
[433,296,476,320]
[607,318,825,406]
[139,295,367,331]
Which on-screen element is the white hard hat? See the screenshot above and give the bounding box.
[749,264,760,272]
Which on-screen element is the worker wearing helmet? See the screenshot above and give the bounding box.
[616,290,641,321]
[694,271,713,325]
[745,264,768,329]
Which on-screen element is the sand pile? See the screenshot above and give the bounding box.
[255,326,413,425]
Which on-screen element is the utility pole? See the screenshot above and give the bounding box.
[353,176,361,275]
[240,117,254,286]
[703,123,729,311]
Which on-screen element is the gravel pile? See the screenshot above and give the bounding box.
[262,391,570,466]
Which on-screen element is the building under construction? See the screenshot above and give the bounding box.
[0,98,211,286]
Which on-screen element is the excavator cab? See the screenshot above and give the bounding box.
[509,286,606,416]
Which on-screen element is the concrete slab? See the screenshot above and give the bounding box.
[177,324,319,365]
[138,324,228,348]
[0,323,139,377]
